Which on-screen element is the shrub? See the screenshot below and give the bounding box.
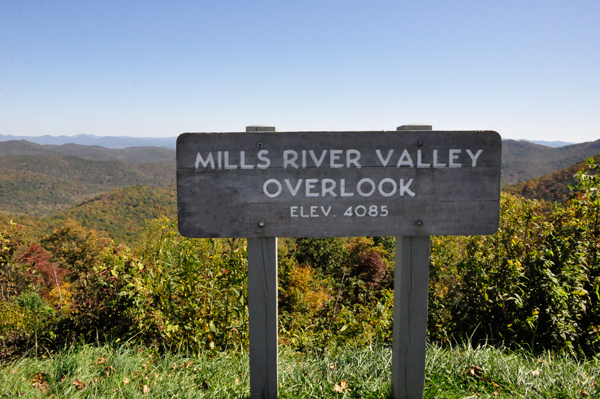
[132,217,249,352]
[427,159,600,355]
[0,221,29,301]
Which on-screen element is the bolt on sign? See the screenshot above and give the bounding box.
[177,130,502,238]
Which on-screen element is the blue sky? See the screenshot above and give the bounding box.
[1,1,598,142]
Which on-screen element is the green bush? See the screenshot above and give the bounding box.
[132,218,249,351]
[428,159,600,355]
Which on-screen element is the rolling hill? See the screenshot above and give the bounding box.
[43,184,177,245]
[0,155,175,217]
[0,184,177,247]
[502,139,600,185]
[504,154,600,203]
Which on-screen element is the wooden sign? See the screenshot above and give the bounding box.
[177,130,501,238]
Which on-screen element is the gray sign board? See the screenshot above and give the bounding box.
[177,130,501,238]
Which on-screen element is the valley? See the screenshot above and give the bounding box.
[1,137,599,247]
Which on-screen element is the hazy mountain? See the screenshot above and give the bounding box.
[0,140,174,163]
[502,139,600,185]
[0,133,177,149]
[520,140,574,148]
[0,133,579,151]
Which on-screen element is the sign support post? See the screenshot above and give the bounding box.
[246,126,278,399]
[392,236,430,399]
[392,124,433,399]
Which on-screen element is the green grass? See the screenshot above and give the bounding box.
[0,342,598,398]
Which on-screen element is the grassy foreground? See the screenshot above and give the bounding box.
[0,343,598,398]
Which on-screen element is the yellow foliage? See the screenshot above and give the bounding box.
[0,302,26,334]
[286,265,331,313]
[46,281,73,310]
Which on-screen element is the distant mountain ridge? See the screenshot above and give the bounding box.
[3,137,600,187]
[0,133,177,149]
[520,140,574,148]
[0,140,175,163]
[0,134,577,150]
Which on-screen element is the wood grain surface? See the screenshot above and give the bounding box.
[177,130,501,238]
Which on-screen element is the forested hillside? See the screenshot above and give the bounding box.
[43,184,177,245]
[502,138,600,184]
[505,155,600,202]
[0,155,175,217]
[0,185,176,246]
[1,140,600,247]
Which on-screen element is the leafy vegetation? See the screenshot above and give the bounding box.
[0,217,251,357]
[2,156,600,357]
[3,148,600,395]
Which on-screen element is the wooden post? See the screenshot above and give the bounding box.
[392,236,430,399]
[392,124,432,399]
[246,125,278,399]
